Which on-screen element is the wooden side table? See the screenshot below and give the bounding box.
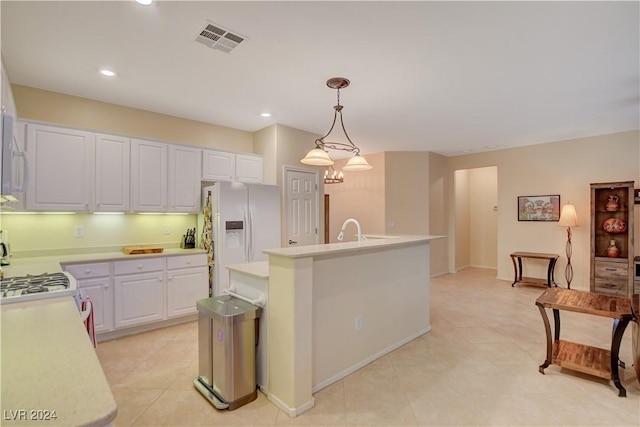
[535,288,635,397]
[510,252,559,288]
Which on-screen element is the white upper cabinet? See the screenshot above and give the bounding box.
[202,149,234,181]
[235,154,263,183]
[95,133,130,212]
[131,138,167,212]
[25,123,95,211]
[168,145,201,212]
[202,149,263,183]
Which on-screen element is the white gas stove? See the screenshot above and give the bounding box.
[0,271,78,305]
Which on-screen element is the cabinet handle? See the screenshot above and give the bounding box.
[605,268,617,271]
[168,276,172,281]
[104,284,109,289]
[137,265,143,269]
[186,261,191,265]
[84,269,91,274]
[158,277,163,281]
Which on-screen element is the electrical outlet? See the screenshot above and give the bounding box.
[162,224,171,235]
[74,226,85,238]
[355,315,363,331]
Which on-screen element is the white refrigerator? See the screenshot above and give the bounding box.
[200,182,280,296]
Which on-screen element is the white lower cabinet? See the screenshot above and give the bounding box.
[67,254,208,336]
[166,254,208,317]
[114,258,165,328]
[63,262,113,333]
[79,276,114,333]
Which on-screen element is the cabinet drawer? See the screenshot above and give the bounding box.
[115,258,164,275]
[167,254,207,270]
[594,278,627,296]
[594,261,628,279]
[64,262,110,279]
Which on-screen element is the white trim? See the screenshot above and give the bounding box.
[266,391,315,417]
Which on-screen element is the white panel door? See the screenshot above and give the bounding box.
[202,150,234,181]
[95,133,130,212]
[166,266,208,317]
[168,144,201,212]
[235,154,263,183]
[131,138,167,212]
[26,123,95,211]
[114,272,165,328]
[285,169,318,247]
[78,276,114,333]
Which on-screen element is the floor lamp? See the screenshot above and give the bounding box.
[558,204,579,289]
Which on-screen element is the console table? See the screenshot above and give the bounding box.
[535,288,635,397]
[510,252,559,287]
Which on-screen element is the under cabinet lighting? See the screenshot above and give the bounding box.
[135,0,153,5]
[93,212,125,215]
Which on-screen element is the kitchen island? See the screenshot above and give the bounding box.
[263,235,443,416]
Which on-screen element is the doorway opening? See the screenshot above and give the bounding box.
[453,166,498,271]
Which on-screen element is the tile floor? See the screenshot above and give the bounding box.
[96,268,640,426]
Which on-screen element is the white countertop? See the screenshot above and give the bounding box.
[1,297,117,426]
[263,235,445,259]
[1,248,206,278]
[226,261,269,278]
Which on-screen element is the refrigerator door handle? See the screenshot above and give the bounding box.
[248,210,254,263]
[243,209,250,262]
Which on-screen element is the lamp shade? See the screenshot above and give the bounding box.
[558,204,579,227]
[342,154,372,171]
[300,148,334,166]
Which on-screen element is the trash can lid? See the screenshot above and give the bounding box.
[196,295,261,322]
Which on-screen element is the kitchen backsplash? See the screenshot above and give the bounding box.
[0,213,197,257]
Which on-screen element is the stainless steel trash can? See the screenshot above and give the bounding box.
[193,295,261,410]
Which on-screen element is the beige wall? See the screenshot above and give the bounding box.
[324,153,386,242]
[12,84,253,151]
[448,130,640,291]
[428,152,449,275]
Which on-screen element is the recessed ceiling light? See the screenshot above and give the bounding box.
[135,0,153,5]
[99,69,117,77]
[260,113,272,118]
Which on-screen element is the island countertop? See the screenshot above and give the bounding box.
[263,235,445,259]
[1,297,117,426]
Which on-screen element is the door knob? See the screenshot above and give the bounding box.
[288,240,297,245]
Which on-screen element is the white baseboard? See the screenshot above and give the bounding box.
[266,392,315,418]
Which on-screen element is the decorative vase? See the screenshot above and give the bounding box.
[605,195,620,212]
[606,240,620,258]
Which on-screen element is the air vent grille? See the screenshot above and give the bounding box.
[195,21,246,53]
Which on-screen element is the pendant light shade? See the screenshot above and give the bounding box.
[300,148,334,166]
[301,77,371,171]
[343,154,372,171]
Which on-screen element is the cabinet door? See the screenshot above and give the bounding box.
[202,150,234,182]
[78,276,114,333]
[168,144,201,212]
[235,154,263,183]
[166,266,208,317]
[131,139,167,212]
[95,133,130,212]
[114,271,165,328]
[25,123,95,211]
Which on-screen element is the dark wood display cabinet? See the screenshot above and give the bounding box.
[590,181,635,297]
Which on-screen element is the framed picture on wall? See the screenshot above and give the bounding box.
[517,195,560,221]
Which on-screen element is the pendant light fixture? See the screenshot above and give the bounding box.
[301,77,372,171]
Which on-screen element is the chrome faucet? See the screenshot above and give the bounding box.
[337,218,362,242]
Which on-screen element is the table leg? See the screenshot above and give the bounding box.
[511,256,518,287]
[547,258,558,287]
[553,309,560,341]
[537,304,553,374]
[611,318,631,397]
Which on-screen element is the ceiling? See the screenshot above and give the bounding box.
[1,1,638,157]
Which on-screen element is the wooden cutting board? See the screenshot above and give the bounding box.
[123,247,164,255]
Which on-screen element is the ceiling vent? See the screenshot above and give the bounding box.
[195,21,246,53]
